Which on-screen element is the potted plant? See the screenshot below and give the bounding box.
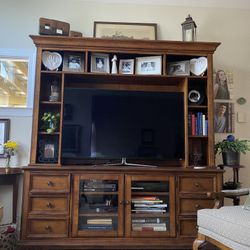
[41,112,60,133]
[215,135,250,165]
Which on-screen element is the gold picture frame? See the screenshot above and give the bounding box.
[94,21,157,40]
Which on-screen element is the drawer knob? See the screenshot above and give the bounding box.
[46,202,53,208]
[47,181,54,186]
[194,182,200,187]
[195,204,201,209]
[45,225,51,231]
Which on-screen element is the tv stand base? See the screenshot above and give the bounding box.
[107,157,157,167]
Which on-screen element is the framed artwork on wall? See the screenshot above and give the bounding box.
[0,119,10,157]
[214,102,234,133]
[94,21,157,40]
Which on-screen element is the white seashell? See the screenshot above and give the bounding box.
[190,57,207,76]
[42,51,62,71]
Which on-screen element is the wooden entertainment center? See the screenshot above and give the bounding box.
[19,35,223,249]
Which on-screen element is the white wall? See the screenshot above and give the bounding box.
[1,0,250,224]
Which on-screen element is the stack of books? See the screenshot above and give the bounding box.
[131,196,167,214]
[80,218,113,230]
[132,218,167,232]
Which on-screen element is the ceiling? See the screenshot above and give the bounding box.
[76,0,250,9]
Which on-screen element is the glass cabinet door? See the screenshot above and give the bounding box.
[72,174,124,237]
[125,175,175,237]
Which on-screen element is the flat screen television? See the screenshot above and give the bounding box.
[62,88,184,165]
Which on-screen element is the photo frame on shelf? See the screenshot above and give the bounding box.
[119,59,134,74]
[135,56,162,75]
[167,60,190,76]
[91,53,110,73]
[94,21,157,40]
[63,52,84,72]
[38,138,58,163]
[0,119,10,157]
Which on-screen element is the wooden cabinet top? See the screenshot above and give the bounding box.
[30,35,220,54]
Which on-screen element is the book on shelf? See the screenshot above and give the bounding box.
[132,209,166,213]
[132,223,167,232]
[131,196,163,204]
[134,203,168,208]
[132,218,163,224]
[188,111,208,136]
[80,224,113,230]
[83,188,117,192]
[87,218,112,225]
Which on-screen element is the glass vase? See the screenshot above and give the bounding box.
[5,155,11,168]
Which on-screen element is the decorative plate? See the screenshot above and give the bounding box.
[42,51,62,71]
[237,97,247,105]
[190,57,207,76]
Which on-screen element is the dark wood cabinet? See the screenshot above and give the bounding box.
[19,36,223,249]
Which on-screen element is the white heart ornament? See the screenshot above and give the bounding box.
[42,51,62,71]
[190,57,207,76]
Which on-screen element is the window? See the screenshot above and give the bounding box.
[0,49,35,116]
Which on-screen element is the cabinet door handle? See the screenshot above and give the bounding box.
[119,200,130,205]
[124,200,130,205]
[194,182,200,187]
[45,225,51,231]
[47,181,54,186]
[46,202,53,208]
[195,204,201,209]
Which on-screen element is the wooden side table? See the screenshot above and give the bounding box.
[218,164,249,205]
[0,168,23,223]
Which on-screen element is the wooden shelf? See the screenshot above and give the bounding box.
[40,101,61,105]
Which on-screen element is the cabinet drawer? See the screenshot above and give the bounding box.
[179,218,197,237]
[28,219,68,237]
[30,197,68,214]
[179,198,214,215]
[179,177,215,193]
[30,175,70,193]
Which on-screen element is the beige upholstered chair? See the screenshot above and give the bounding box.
[193,193,250,250]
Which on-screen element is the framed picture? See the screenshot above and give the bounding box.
[214,102,235,133]
[94,21,157,40]
[91,53,110,73]
[62,125,81,153]
[119,59,134,74]
[167,60,190,76]
[0,119,10,157]
[135,56,162,75]
[63,52,84,72]
[38,139,58,163]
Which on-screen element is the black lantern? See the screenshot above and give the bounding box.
[182,14,197,42]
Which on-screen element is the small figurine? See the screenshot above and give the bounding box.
[111,55,118,74]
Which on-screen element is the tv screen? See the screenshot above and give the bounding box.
[62,88,184,163]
